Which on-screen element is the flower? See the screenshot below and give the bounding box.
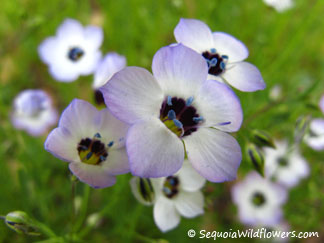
[264,140,309,188]
[44,99,129,188]
[38,18,103,82]
[11,89,58,136]
[151,162,205,232]
[93,52,126,105]
[173,18,265,92]
[101,44,243,182]
[231,172,287,226]
[304,95,324,150]
[263,0,294,12]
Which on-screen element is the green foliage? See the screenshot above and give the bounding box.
[1,0,324,242]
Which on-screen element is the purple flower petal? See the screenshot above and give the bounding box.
[222,62,266,92]
[153,196,180,232]
[184,127,242,182]
[101,67,164,124]
[212,32,249,63]
[69,162,116,189]
[196,80,243,132]
[126,117,185,178]
[174,18,214,52]
[152,44,208,97]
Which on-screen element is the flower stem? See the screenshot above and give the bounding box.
[73,185,91,233]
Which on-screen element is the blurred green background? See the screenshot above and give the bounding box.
[1,0,324,242]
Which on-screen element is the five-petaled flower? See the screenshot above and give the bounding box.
[101,44,243,182]
[45,99,129,188]
[231,172,287,226]
[174,18,265,92]
[11,89,58,136]
[264,140,309,188]
[38,18,103,82]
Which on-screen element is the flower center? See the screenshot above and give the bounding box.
[159,96,203,137]
[162,176,180,198]
[22,94,46,117]
[202,48,228,76]
[68,47,84,62]
[277,157,288,167]
[77,133,114,165]
[94,90,105,105]
[251,191,266,207]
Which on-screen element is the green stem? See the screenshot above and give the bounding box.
[73,185,91,233]
[31,220,57,238]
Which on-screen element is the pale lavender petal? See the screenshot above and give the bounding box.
[69,162,116,189]
[153,197,180,232]
[57,18,83,40]
[196,80,243,132]
[222,62,265,92]
[212,32,249,62]
[184,127,242,182]
[38,37,60,65]
[101,67,163,124]
[177,161,206,192]
[49,64,80,82]
[174,18,214,52]
[102,148,130,175]
[84,25,103,50]
[126,117,185,178]
[174,190,204,218]
[93,52,126,89]
[152,44,208,97]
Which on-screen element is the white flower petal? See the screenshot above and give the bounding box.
[174,190,204,218]
[69,162,116,189]
[222,62,266,92]
[153,197,180,232]
[196,80,243,132]
[83,25,103,50]
[177,161,206,191]
[101,67,163,123]
[102,148,130,175]
[57,18,84,40]
[184,127,242,182]
[126,117,185,178]
[212,32,249,62]
[152,44,208,97]
[93,52,127,89]
[174,18,214,52]
[49,64,80,82]
[38,37,60,65]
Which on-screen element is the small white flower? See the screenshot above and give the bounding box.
[263,0,294,12]
[231,172,287,227]
[304,95,324,150]
[269,85,282,101]
[264,140,309,188]
[151,162,205,232]
[11,89,58,136]
[38,18,103,82]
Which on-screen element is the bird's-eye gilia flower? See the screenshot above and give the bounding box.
[263,0,294,12]
[11,89,58,136]
[231,172,287,227]
[152,162,206,232]
[45,99,129,188]
[304,95,324,150]
[93,52,126,105]
[101,44,243,182]
[264,140,309,188]
[173,18,265,92]
[38,18,103,82]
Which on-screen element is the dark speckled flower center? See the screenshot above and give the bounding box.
[277,157,288,167]
[251,191,266,207]
[160,96,203,137]
[163,176,180,198]
[77,133,113,165]
[68,47,84,62]
[202,48,228,76]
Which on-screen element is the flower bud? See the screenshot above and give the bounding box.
[295,115,310,143]
[251,129,276,149]
[130,177,155,206]
[5,211,40,236]
[246,144,265,177]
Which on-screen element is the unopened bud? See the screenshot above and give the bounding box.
[295,115,311,143]
[130,177,155,206]
[5,211,40,236]
[86,213,101,227]
[251,130,276,149]
[246,144,265,177]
